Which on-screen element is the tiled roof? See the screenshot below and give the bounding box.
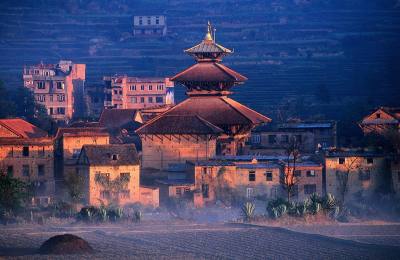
[136,96,270,135]
[0,118,48,138]
[236,163,281,169]
[136,115,223,135]
[185,41,232,54]
[55,127,109,139]
[80,144,139,166]
[171,62,247,83]
[156,179,194,186]
[99,109,142,130]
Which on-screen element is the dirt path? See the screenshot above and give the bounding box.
[1,223,399,259]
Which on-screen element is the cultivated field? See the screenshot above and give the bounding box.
[0,222,399,259]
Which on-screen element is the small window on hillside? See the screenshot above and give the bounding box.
[249,171,256,182]
[23,146,29,157]
[306,170,315,177]
[366,158,374,165]
[112,154,119,160]
[265,171,272,181]
[339,158,345,164]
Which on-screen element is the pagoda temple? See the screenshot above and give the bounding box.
[136,22,271,170]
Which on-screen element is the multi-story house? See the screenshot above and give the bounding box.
[281,161,324,201]
[76,144,141,206]
[0,119,54,205]
[103,76,174,110]
[54,127,110,194]
[359,107,400,135]
[325,150,388,202]
[247,121,337,155]
[132,15,167,37]
[23,60,86,122]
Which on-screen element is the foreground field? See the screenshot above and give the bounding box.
[0,223,399,259]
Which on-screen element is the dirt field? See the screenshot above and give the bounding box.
[0,222,400,259]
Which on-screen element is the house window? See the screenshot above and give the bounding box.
[72,149,81,159]
[251,134,261,144]
[148,85,153,90]
[38,164,45,176]
[57,94,65,102]
[100,190,111,199]
[176,187,182,196]
[281,135,289,144]
[202,184,209,198]
[49,108,53,115]
[304,184,316,195]
[114,90,118,94]
[112,154,119,160]
[376,113,381,119]
[130,85,136,91]
[23,146,29,157]
[37,95,45,102]
[156,96,163,103]
[294,170,301,177]
[268,135,277,144]
[246,187,254,198]
[249,171,256,182]
[292,185,299,197]
[366,158,374,165]
[148,97,153,103]
[120,190,130,199]
[49,95,53,102]
[119,90,122,95]
[265,171,273,181]
[56,81,64,89]
[140,97,145,103]
[339,158,345,164]
[156,17,159,25]
[147,17,151,25]
[37,81,45,89]
[141,85,145,90]
[139,17,143,25]
[359,170,371,181]
[184,188,190,193]
[157,85,164,90]
[306,170,315,177]
[23,165,29,176]
[57,107,65,114]
[120,172,130,180]
[131,97,137,103]
[7,166,13,177]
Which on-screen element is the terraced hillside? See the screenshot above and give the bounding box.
[0,0,399,115]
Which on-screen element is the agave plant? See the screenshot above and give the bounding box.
[99,207,108,222]
[116,208,124,219]
[322,193,337,210]
[241,202,255,222]
[133,210,142,223]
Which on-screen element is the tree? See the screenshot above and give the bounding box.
[0,171,29,213]
[335,157,362,205]
[282,136,301,203]
[65,172,86,210]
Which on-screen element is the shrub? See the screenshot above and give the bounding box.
[133,210,142,223]
[107,207,123,222]
[241,202,255,222]
[78,206,99,222]
[266,198,289,219]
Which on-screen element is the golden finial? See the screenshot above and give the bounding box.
[204,21,213,41]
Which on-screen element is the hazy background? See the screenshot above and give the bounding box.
[0,0,399,123]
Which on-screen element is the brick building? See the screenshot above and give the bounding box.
[0,119,55,205]
[136,23,270,170]
[23,60,86,122]
[103,76,174,109]
[325,150,388,202]
[247,121,337,155]
[359,107,400,135]
[133,15,167,37]
[76,144,140,206]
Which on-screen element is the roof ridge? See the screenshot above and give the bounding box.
[194,115,224,133]
[220,97,271,123]
[214,63,248,81]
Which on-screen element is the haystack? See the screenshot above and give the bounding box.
[38,234,93,255]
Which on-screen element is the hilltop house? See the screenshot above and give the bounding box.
[359,107,400,135]
[133,15,167,37]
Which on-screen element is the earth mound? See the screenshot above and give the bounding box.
[38,234,94,255]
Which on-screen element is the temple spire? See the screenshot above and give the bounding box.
[204,21,213,42]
